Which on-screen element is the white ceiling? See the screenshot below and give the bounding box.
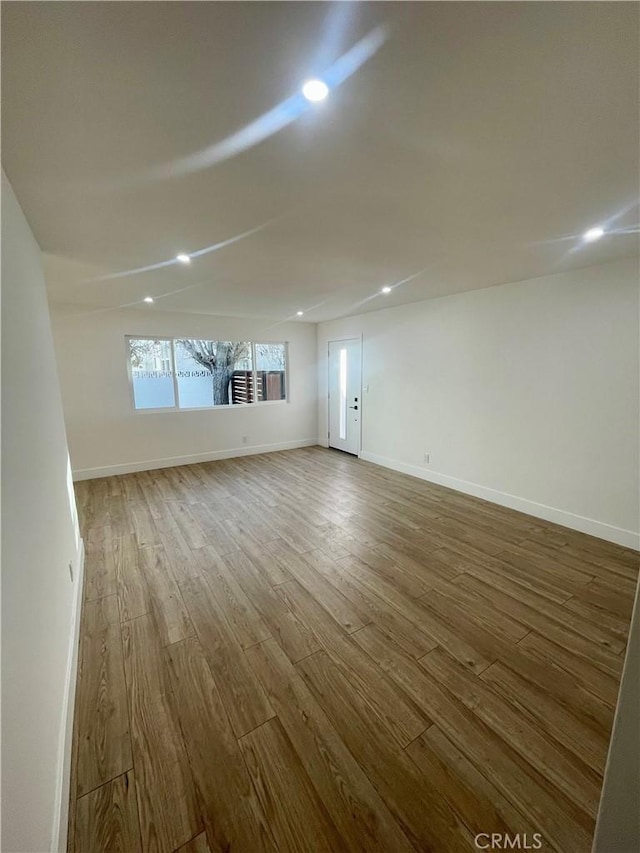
[2,2,638,323]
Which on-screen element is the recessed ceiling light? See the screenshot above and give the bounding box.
[583,226,605,243]
[143,296,154,303]
[176,253,191,264]
[381,286,392,294]
[296,311,304,316]
[302,79,329,102]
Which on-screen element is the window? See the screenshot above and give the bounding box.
[255,343,287,402]
[175,339,252,408]
[128,338,176,409]
[127,337,288,411]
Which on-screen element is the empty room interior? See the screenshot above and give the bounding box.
[2,2,640,852]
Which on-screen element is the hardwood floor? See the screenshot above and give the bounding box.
[68,446,638,853]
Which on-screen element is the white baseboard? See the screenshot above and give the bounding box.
[72,438,318,481]
[360,451,640,550]
[52,537,85,852]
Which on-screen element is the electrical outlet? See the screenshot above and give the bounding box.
[68,561,74,582]
[242,435,248,445]
[424,452,431,464]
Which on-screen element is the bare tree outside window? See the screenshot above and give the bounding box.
[127,337,287,410]
[176,340,251,405]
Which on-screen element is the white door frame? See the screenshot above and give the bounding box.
[327,335,363,457]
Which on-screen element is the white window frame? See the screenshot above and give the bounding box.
[125,336,290,413]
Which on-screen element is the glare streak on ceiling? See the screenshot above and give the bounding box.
[87,218,279,282]
[553,200,640,264]
[339,266,433,315]
[83,15,389,315]
[134,25,388,184]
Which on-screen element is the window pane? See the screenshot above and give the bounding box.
[255,343,287,401]
[129,339,175,409]
[174,340,252,407]
[339,347,347,439]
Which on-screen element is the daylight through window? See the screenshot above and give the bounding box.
[127,338,288,410]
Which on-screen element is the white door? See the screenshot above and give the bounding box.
[328,338,362,455]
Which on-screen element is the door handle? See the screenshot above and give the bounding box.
[349,405,358,410]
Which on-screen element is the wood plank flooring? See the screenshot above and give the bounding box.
[69,446,638,853]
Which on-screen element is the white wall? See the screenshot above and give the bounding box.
[594,577,640,851]
[50,305,318,478]
[317,257,639,547]
[1,172,83,852]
